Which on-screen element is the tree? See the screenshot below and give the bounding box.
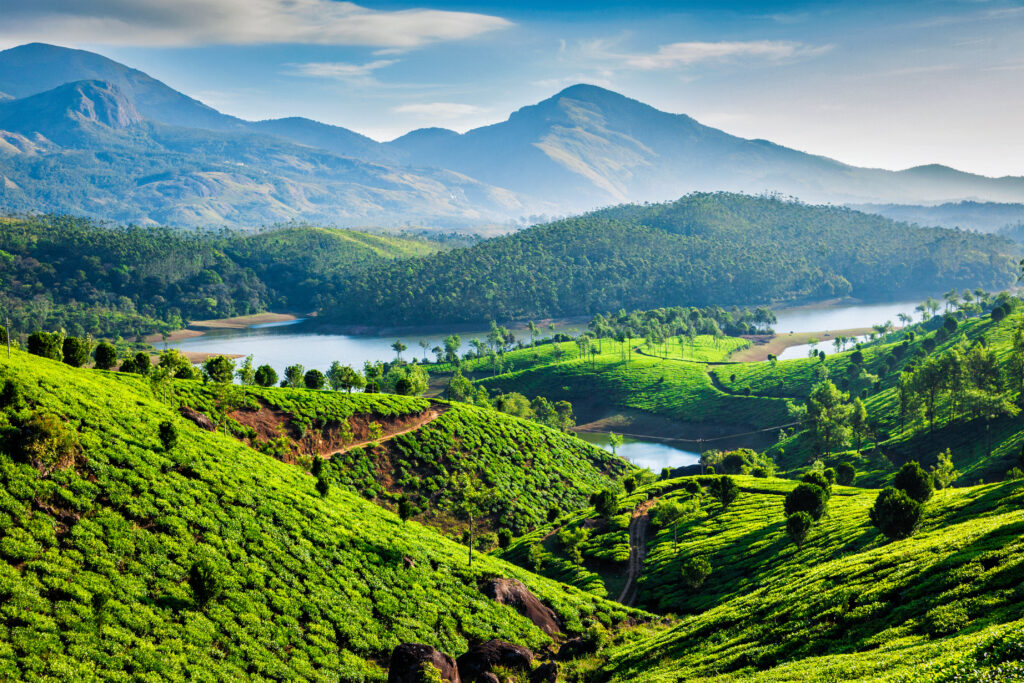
[203,355,235,384]
[397,497,414,523]
[893,461,933,503]
[708,476,738,510]
[391,339,407,361]
[283,364,305,388]
[930,449,959,489]
[304,369,326,390]
[158,421,178,451]
[591,489,618,519]
[608,432,623,456]
[528,543,544,572]
[784,483,828,520]
[558,527,590,567]
[546,506,560,524]
[806,381,852,456]
[236,355,256,385]
[254,364,278,387]
[61,336,92,367]
[132,352,151,376]
[623,475,637,494]
[801,471,832,497]
[787,512,813,550]
[94,342,118,370]
[455,476,485,567]
[497,528,513,549]
[680,556,711,588]
[652,499,687,549]
[849,397,870,451]
[870,487,923,540]
[836,462,856,486]
[27,331,63,361]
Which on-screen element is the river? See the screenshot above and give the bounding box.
[576,432,700,472]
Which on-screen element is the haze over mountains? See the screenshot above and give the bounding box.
[2,42,1024,228]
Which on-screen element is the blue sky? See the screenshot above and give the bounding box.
[2,0,1023,176]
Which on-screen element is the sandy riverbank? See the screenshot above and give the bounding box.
[144,312,300,344]
[729,327,874,363]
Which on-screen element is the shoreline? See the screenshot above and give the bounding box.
[144,312,301,344]
[729,327,874,363]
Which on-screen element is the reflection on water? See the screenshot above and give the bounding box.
[576,431,700,472]
[773,301,920,334]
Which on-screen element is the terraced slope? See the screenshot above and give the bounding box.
[0,349,645,680]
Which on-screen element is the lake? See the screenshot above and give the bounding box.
[170,299,926,373]
[576,431,700,472]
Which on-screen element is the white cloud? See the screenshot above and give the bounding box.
[285,60,398,83]
[0,0,512,49]
[393,102,487,119]
[623,41,830,70]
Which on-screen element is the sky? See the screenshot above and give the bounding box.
[1,0,1023,176]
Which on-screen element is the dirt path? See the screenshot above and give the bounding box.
[617,499,656,606]
[325,404,448,456]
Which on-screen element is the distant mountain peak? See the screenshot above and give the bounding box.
[51,80,142,129]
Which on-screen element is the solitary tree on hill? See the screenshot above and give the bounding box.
[786,511,813,550]
[392,340,407,361]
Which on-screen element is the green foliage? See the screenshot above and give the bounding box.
[254,364,277,387]
[188,558,224,607]
[707,476,738,510]
[60,336,92,367]
[158,420,178,451]
[304,369,326,390]
[202,355,235,384]
[836,462,856,486]
[786,511,813,550]
[283,364,304,388]
[869,487,923,540]
[784,483,828,520]
[894,461,934,503]
[679,556,712,589]
[93,341,117,370]
[27,330,63,361]
[324,193,1016,326]
[591,490,618,519]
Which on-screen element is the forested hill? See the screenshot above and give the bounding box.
[0,216,440,338]
[323,193,1019,326]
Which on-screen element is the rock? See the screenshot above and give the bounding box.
[388,643,461,683]
[480,578,561,636]
[457,640,533,682]
[179,406,216,432]
[529,662,558,683]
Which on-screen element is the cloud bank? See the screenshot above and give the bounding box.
[0,0,513,49]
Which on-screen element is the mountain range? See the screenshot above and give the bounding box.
[2,42,1024,228]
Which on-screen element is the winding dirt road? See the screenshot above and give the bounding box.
[617,499,656,606]
[327,405,448,456]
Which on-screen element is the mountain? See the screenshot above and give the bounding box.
[321,193,1019,326]
[3,43,1024,227]
[854,200,1024,233]
[0,79,527,227]
[389,84,1024,210]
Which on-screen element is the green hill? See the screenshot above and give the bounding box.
[0,215,441,339]
[325,193,1018,326]
[499,473,1024,681]
[0,349,644,680]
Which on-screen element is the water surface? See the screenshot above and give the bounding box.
[577,431,700,472]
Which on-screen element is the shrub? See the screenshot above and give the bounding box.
[131,352,151,376]
[316,477,331,497]
[836,462,856,486]
[189,559,223,607]
[623,476,637,493]
[158,421,179,451]
[398,497,414,523]
[708,476,738,509]
[680,556,712,588]
[61,336,92,367]
[591,489,618,518]
[17,413,80,474]
[254,364,278,387]
[27,331,63,361]
[784,483,827,520]
[394,378,413,395]
[497,528,513,548]
[786,512,813,550]
[801,471,832,497]
[870,487,922,540]
[894,461,933,503]
[94,342,118,370]
[546,506,559,523]
[924,601,970,637]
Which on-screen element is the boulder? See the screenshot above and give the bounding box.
[480,578,561,636]
[530,662,559,683]
[388,643,461,683]
[179,406,216,432]
[457,640,533,682]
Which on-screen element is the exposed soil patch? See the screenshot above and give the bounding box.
[143,312,300,343]
[617,498,657,606]
[728,327,873,363]
[228,398,447,460]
